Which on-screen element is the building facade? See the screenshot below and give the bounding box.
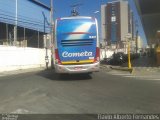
[101,4,107,47]
[101,1,134,49]
[0,0,50,48]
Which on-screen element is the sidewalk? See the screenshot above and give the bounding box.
[122,55,157,67]
[106,55,160,76]
[0,67,45,77]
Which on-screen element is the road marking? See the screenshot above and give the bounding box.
[124,76,160,81]
[102,66,160,81]
[123,75,136,78]
[108,72,160,81]
[150,79,160,81]
[12,108,29,114]
[109,73,132,76]
[124,75,154,78]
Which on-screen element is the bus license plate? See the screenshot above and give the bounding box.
[74,66,82,70]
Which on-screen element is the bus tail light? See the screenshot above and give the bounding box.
[94,47,100,62]
[55,49,61,64]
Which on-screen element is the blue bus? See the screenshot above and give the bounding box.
[54,16,100,74]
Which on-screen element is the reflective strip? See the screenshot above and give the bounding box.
[61,59,94,65]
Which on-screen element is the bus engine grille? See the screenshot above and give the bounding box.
[61,39,94,47]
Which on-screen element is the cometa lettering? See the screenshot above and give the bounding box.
[62,51,93,57]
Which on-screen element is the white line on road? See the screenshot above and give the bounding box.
[12,108,29,114]
[123,75,136,78]
[108,73,160,81]
[109,73,132,76]
[124,76,160,81]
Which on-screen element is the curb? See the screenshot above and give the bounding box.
[110,66,133,73]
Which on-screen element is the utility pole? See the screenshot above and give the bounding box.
[102,23,107,59]
[42,12,49,69]
[128,39,132,69]
[50,0,54,68]
[6,23,8,45]
[14,0,18,46]
[50,0,53,44]
[126,34,132,70]
[135,30,138,54]
[135,20,138,53]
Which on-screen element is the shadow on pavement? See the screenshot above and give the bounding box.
[101,55,157,68]
[121,56,157,67]
[37,68,92,81]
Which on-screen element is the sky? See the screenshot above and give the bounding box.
[39,0,147,47]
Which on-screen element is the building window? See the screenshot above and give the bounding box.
[111,22,117,43]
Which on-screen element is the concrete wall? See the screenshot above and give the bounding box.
[0,46,120,72]
[0,46,51,72]
[100,49,114,60]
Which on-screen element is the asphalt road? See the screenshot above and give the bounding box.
[0,68,160,115]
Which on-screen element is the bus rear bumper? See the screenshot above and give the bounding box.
[54,62,99,74]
